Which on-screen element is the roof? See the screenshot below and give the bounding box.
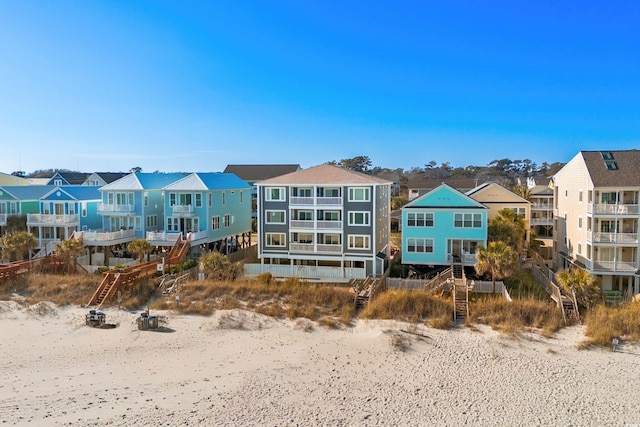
[47,172,90,185]
[91,172,130,184]
[42,185,102,200]
[100,173,186,191]
[164,173,251,191]
[580,150,640,187]
[223,164,301,182]
[0,185,51,200]
[258,164,392,185]
[404,183,487,209]
[407,178,489,191]
[466,182,530,204]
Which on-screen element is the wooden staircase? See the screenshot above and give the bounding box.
[351,276,380,309]
[452,264,469,322]
[87,234,191,308]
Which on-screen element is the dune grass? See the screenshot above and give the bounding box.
[468,295,566,335]
[359,289,453,329]
[0,273,101,306]
[582,302,640,347]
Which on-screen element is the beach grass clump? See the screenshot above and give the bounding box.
[582,302,640,347]
[0,273,101,306]
[359,289,453,327]
[503,270,550,300]
[156,277,355,324]
[468,296,565,334]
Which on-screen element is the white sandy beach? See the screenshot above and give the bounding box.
[1,301,639,427]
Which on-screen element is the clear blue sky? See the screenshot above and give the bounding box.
[1,1,639,174]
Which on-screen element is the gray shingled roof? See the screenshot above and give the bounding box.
[581,150,640,187]
[223,164,300,182]
[259,164,392,185]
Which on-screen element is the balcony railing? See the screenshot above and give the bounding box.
[289,196,315,205]
[289,220,343,229]
[531,217,553,225]
[77,229,137,242]
[171,205,194,215]
[531,203,553,210]
[588,260,638,272]
[587,203,639,216]
[289,242,343,253]
[27,213,79,224]
[446,253,478,264]
[317,197,342,205]
[589,232,638,244]
[99,204,135,213]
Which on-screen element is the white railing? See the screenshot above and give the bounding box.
[531,203,552,210]
[290,220,314,229]
[317,220,342,229]
[316,244,343,253]
[98,204,135,213]
[289,197,315,205]
[0,214,6,225]
[591,232,638,244]
[317,197,342,205]
[471,281,506,293]
[588,203,639,215]
[27,214,79,224]
[590,260,638,272]
[289,242,315,252]
[172,205,194,214]
[531,217,553,225]
[446,253,478,264]
[77,229,137,242]
[147,231,181,242]
[244,263,365,280]
[187,230,208,241]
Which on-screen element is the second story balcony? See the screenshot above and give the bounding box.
[289,196,343,206]
[289,242,343,253]
[531,217,553,226]
[588,231,638,245]
[290,219,343,230]
[27,213,79,226]
[98,204,136,215]
[171,205,195,216]
[588,203,639,216]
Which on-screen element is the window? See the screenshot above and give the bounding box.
[208,192,212,207]
[167,217,179,231]
[578,191,583,203]
[323,234,340,244]
[349,211,370,226]
[298,211,313,220]
[454,213,482,228]
[348,187,370,202]
[407,238,434,253]
[146,215,158,228]
[239,191,243,204]
[266,187,285,201]
[266,210,286,224]
[144,193,149,207]
[293,187,312,197]
[224,214,230,227]
[323,211,340,221]
[266,233,286,247]
[82,203,87,217]
[169,193,176,206]
[211,216,220,230]
[195,193,202,207]
[407,212,433,227]
[578,217,583,229]
[323,188,340,197]
[54,179,62,185]
[221,192,226,206]
[294,232,313,243]
[577,243,582,255]
[348,235,370,249]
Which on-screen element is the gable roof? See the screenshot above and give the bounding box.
[164,173,251,191]
[403,183,487,209]
[42,185,102,201]
[466,182,530,204]
[580,150,640,187]
[407,177,490,192]
[259,164,391,185]
[100,173,186,191]
[0,185,51,200]
[46,172,90,185]
[85,172,130,184]
[223,164,301,182]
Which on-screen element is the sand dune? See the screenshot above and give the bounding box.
[1,302,638,426]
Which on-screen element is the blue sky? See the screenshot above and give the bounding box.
[1,1,639,174]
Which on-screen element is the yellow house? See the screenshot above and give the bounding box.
[0,172,29,186]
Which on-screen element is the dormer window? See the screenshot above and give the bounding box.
[605,160,618,170]
[601,151,614,160]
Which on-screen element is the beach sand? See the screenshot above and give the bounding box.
[1,301,639,426]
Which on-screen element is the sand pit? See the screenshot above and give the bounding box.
[1,303,639,426]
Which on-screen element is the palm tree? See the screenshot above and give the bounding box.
[474,241,519,294]
[127,239,153,262]
[488,208,527,253]
[512,184,532,201]
[556,268,601,310]
[1,231,37,262]
[54,238,84,273]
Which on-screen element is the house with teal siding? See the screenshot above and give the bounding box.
[401,183,488,268]
[159,172,252,250]
[97,173,186,245]
[27,186,102,250]
[0,186,51,236]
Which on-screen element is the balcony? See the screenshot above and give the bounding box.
[27,213,79,225]
[289,242,343,253]
[99,204,135,214]
[588,232,638,245]
[289,196,315,205]
[317,220,342,229]
[531,217,553,226]
[289,219,343,230]
[531,203,553,210]
[76,229,137,245]
[290,220,314,229]
[587,203,639,216]
[171,205,195,217]
[588,260,638,273]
